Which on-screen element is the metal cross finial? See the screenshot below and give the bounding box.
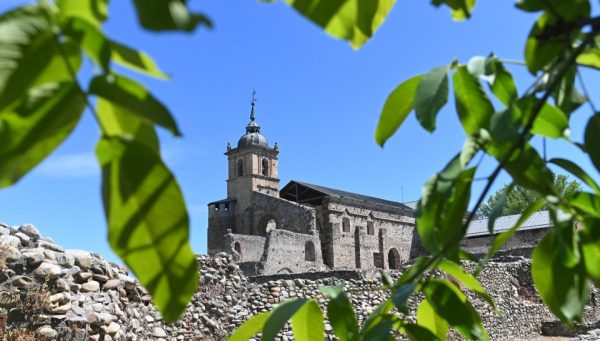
[250,90,257,121]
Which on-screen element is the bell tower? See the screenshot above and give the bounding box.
[225,92,279,205]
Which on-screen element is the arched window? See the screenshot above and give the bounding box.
[266,219,277,232]
[237,159,243,177]
[342,217,350,233]
[234,242,242,257]
[305,241,316,262]
[262,158,269,176]
[259,216,278,235]
[367,221,374,235]
[388,248,401,270]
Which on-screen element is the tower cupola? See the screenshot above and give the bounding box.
[237,93,268,148]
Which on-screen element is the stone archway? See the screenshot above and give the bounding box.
[305,241,316,262]
[258,216,278,235]
[388,248,401,270]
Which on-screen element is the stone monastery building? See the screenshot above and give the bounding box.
[207,102,549,276]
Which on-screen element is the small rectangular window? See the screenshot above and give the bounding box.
[342,218,350,233]
[367,222,374,235]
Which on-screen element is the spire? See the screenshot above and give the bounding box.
[250,90,256,122]
[245,90,260,134]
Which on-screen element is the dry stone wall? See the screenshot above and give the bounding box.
[1,222,600,340]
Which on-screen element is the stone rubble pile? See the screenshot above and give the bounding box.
[2,222,600,340]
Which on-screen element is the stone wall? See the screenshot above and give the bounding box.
[2,222,600,341]
[226,234,266,262]
[249,192,317,235]
[461,228,547,256]
[319,197,415,270]
[258,229,325,275]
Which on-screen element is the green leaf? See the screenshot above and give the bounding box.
[291,300,324,341]
[320,286,359,341]
[532,229,589,326]
[431,0,476,21]
[477,198,546,274]
[437,260,495,309]
[488,61,517,106]
[391,282,416,314]
[531,103,569,139]
[459,135,480,168]
[56,0,109,28]
[486,141,554,195]
[489,105,521,142]
[0,82,85,187]
[548,0,590,22]
[580,219,600,286]
[585,114,600,173]
[550,158,600,194]
[96,136,197,322]
[417,156,475,257]
[577,48,600,70]
[552,66,585,116]
[453,66,494,136]
[569,192,600,219]
[361,300,394,336]
[403,324,441,341]
[524,13,567,74]
[61,18,111,72]
[422,279,488,340]
[133,0,212,32]
[62,20,169,80]
[110,40,170,80]
[281,0,396,49]
[416,299,448,341]
[263,298,308,341]
[227,312,271,341]
[414,65,449,132]
[360,314,395,341]
[89,74,182,136]
[0,6,82,111]
[96,98,160,151]
[375,75,423,146]
[486,183,514,233]
[396,256,431,285]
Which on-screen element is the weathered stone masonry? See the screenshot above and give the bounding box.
[3,222,600,340]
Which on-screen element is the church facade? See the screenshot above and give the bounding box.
[207,101,550,276]
[207,102,417,275]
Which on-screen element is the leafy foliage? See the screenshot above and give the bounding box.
[0,0,211,322]
[5,0,600,339]
[478,175,583,218]
[262,0,396,49]
[231,0,600,339]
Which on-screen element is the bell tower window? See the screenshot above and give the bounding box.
[262,158,269,176]
[237,159,243,177]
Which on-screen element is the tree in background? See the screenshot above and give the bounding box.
[478,175,583,218]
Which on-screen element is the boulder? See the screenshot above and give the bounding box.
[1,245,22,263]
[82,281,100,293]
[22,249,45,266]
[18,224,41,239]
[36,325,58,340]
[66,249,92,270]
[0,235,20,248]
[10,275,35,288]
[34,262,62,280]
[38,240,64,252]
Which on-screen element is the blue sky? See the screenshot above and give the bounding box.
[1,1,599,263]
